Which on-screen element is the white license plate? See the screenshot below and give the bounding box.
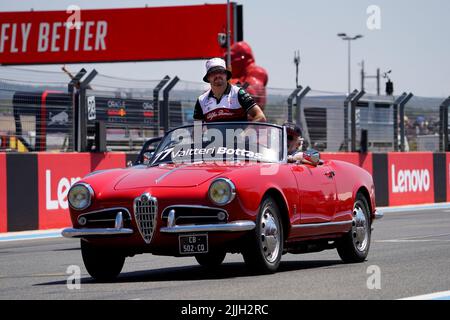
[178,234,208,254]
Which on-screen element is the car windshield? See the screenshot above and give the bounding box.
[150,122,284,165]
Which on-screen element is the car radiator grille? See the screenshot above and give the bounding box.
[134,194,157,244]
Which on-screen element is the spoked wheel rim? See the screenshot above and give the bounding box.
[352,203,369,252]
[260,207,281,263]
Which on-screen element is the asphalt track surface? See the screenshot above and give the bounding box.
[1,207,449,300]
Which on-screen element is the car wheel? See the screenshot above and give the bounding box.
[242,196,284,273]
[195,251,226,268]
[81,239,125,281]
[336,193,371,263]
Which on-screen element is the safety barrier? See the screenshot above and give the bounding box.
[0,151,448,233]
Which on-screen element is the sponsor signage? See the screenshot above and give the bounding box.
[0,153,6,232]
[37,153,125,229]
[90,97,156,125]
[0,4,239,65]
[388,153,434,206]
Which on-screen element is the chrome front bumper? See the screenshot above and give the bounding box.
[160,220,256,233]
[62,227,133,238]
[62,221,255,238]
[373,210,384,220]
[62,211,133,238]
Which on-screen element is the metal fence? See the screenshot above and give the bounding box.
[0,66,449,153]
[0,67,73,151]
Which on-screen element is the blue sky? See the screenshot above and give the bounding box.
[0,0,449,97]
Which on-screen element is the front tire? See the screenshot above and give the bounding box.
[195,251,226,268]
[242,196,284,273]
[336,193,371,263]
[81,239,125,281]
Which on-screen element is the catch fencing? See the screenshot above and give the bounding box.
[0,66,449,153]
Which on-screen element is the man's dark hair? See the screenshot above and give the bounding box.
[284,122,302,138]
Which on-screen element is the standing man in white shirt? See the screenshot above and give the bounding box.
[193,58,266,123]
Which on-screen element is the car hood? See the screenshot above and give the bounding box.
[114,162,257,190]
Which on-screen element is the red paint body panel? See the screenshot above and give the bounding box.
[290,163,336,224]
[328,160,376,220]
[0,153,7,232]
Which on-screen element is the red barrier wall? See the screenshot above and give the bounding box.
[388,152,434,206]
[0,153,7,232]
[2,151,449,233]
[37,152,125,229]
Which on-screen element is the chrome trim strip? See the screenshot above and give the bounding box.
[78,207,132,221]
[291,221,353,229]
[61,228,133,238]
[155,164,187,184]
[160,220,256,233]
[374,210,384,220]
[176,215,221,220]
[282,125,288,163]
[161,205,228,218]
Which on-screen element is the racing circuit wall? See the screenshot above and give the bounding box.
[0,151,448,233]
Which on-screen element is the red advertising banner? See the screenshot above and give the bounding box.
[0,4,236,65]
[37,153,125,229]
[388,152,434,206]
[0,153,7,232]
[321,152,373,175]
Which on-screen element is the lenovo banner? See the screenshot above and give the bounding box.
[388,153,434,206]
[0,4,241,65]
[0,153,6,232]
[37,153,125,229]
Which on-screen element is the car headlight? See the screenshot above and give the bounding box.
[68,183,94,210]
[208,178,236,206]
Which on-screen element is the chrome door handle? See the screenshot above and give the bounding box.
[324,171,335,178]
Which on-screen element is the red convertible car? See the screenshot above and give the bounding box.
[62,122,382,281]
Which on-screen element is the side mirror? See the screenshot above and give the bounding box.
[302,149,320,166]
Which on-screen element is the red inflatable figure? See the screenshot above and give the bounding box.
[225,41,268,110]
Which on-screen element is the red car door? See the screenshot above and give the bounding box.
[290,163,337,224]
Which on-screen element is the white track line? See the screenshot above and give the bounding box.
[399,290,450,300]
[378,202,450,213]
[0,229,64,242]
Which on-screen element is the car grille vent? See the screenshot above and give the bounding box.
[134,194,157,244]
